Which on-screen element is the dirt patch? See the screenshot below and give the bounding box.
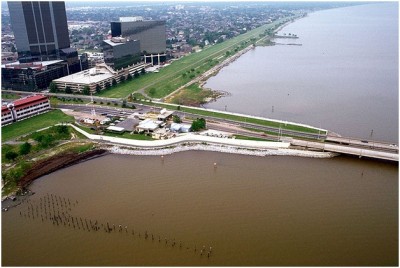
[17,149,108,189]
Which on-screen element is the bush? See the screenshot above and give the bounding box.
[19,142,32,155]
[191,118,206,131]
[173,115,182,123]
[5,151,18,161]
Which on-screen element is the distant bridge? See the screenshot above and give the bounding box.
[286,137,398,162]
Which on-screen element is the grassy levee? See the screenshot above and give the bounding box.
[97,17,293,99]
[138,101,325,135]
[1,110,75,142]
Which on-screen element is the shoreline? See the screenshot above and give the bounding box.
[1,149,108,203]
[2,140,336,203]
[104,143,337,158]
[197,14,306,104]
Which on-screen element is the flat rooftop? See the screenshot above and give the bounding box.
[1,60,63,69]
[54,65,115,84]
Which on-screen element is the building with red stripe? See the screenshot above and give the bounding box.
[1,95,51,126]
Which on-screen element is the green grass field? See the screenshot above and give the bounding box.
[96,17,293,99]
[134,101,325,135]
[1,110,75,142]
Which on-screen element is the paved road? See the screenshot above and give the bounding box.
[57,103,325,140]
[57,104,399,156]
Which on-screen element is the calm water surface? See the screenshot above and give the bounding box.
[204,3,398,143]
[2,152,398,266]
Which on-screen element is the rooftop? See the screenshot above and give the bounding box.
[2,95,48,110]
[1,60,64,69]
[53,64,115,84]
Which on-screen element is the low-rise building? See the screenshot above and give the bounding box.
[169,123,191,133]
[136,118,163,133]
[53,62,149,94]
[1,60,68,91]
[157,108,174,121]
[1,95,50,125]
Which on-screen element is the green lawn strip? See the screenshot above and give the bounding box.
[1,110,75,142]
[233,135,274,142]
[50,96,90,106]
[2,93,20,100]
[96,17,292,99]
[146,102,322,134]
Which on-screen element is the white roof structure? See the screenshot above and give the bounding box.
[2,59,63,69]
[107,126,125,132]
[137,119,161,131]
[170,123,182,132]
[53,64,115,84]
[103,39,127,47]
[119,16,143,22]
[157,109,174,120]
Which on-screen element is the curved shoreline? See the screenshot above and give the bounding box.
[104,143,337,158]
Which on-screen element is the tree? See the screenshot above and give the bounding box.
[65,86,72,94]
[49,82,58,93]
[173,115,182,123]
[56,125,69,135]
[5,151,18,161]
[19,142,32,155]
[177,105,181,111]
[35,134,55,148]
[191,118,206,131]
[82,85,90,95]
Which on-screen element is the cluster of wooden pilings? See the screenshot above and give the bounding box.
[18,193,213,258]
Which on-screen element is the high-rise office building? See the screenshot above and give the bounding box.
[8,1,70,62]
[111,17,166,64]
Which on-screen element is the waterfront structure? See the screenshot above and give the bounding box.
[53,62,150,94]
[8,1,70,62]
[157,108,174,121]
[102,37,141,70]
[136,118,163,133]
[110,17,166,64]
[1,95,50,125]
[1,60,71,91]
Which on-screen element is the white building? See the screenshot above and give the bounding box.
[1,95,50,126]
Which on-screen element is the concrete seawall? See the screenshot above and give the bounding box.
[69,124,336,158]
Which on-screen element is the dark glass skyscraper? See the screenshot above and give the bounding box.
[8,1,70,62]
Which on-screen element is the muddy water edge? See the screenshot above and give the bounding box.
[2,151,398,266]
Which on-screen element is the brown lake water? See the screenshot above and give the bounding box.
[2,152,398,266]
[204,3,399,143]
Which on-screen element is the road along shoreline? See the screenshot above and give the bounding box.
[69,123,336,158]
